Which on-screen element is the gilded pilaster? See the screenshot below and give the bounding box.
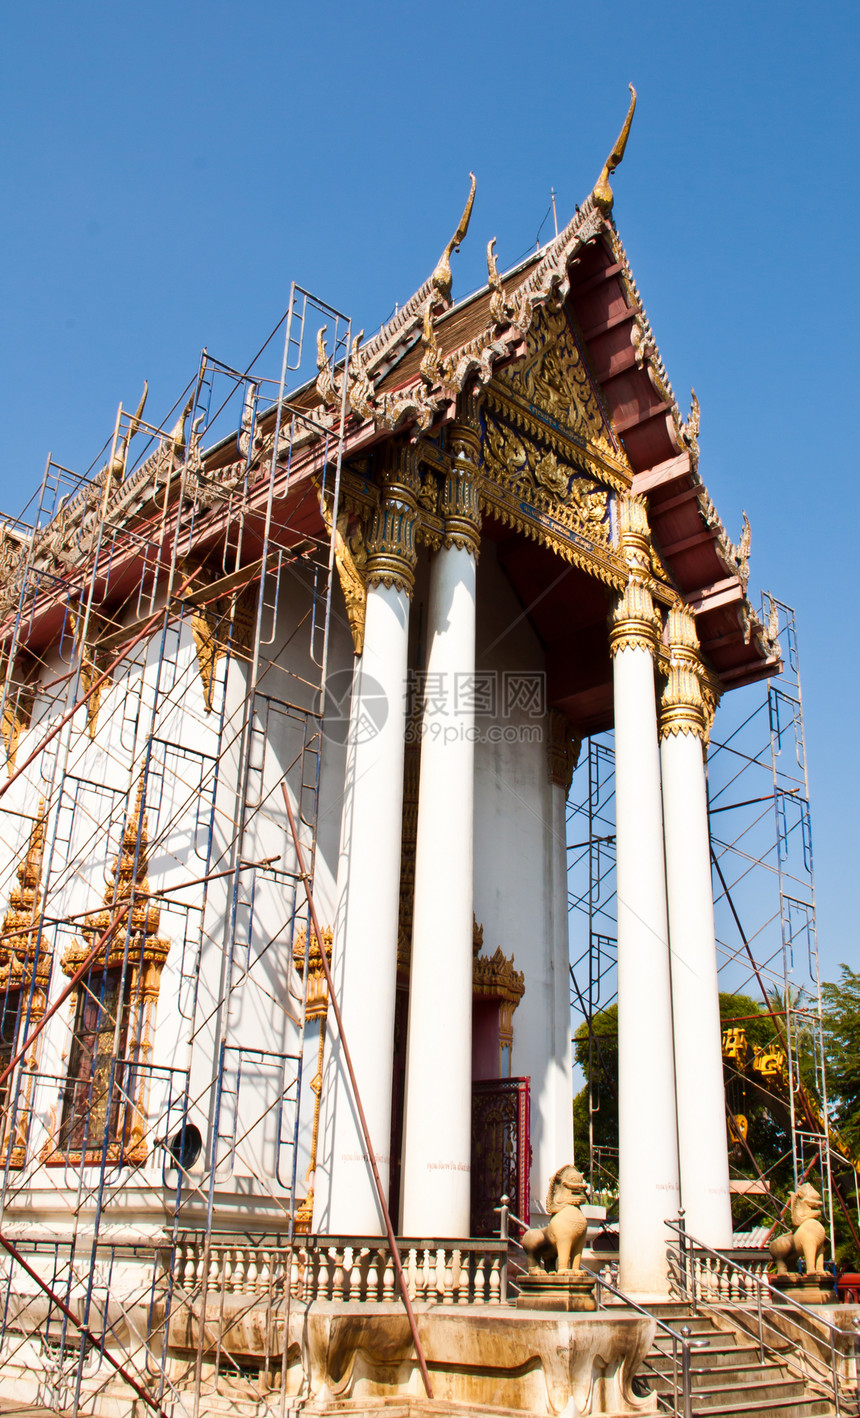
[0,800,50,990]
[364,445,421,595]
[442,392,483,557]
[660,604,707,741]
[320,501,368,655]
[293,924,333,1233]
[609,495,661,656]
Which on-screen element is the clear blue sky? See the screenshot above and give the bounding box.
[1,1,857,979]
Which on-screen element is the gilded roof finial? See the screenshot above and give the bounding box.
[431,172,477,305]
[592,84,637,214]
[316,326,339,409]
[169,389,196,456]
[107,381,148,484]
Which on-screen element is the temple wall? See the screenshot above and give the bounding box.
[0,575,351,1220]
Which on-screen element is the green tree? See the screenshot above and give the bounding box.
[822,966,860,1154]
[572,993,794,1228]
[572,1005,618,1190]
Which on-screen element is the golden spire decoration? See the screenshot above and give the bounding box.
[592,84,637,213]
[430,172,477,305]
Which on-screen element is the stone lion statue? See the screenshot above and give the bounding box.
[769,1183,827,1276]
[521,1166,589,1274]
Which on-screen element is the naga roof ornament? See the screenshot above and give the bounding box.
[592,84,637,213]
[430,172,477,306]
[107,381,147,487]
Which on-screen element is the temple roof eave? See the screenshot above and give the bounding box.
[0,179,778,694]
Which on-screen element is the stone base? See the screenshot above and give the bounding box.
[769,1273,837,1306]
[164,1301,656,1416]
[516,1271,598,1312]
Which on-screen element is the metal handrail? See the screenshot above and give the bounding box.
[496,1197,708,1418]
[666,1214,860,1416]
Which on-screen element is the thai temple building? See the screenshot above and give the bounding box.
[0,90,830,1418]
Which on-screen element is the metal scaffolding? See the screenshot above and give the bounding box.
[0,284,353,1414]
[567,596,849,1244]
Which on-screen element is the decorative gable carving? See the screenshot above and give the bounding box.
[496,303,626,468]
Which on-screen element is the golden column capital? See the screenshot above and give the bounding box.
[365,442,421,595]
[441,391,483,558]
[660,603,708,741]
[609,494,661,656]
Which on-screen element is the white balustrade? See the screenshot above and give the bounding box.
[171,1237,511,1306]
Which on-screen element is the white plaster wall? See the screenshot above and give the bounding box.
[473,543,573,1222]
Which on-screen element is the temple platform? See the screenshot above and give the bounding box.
[165,1301,657,1418]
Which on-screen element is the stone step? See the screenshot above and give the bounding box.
[649,1344,777,1372]
[649,1376,812,1407]
[647,1349,794,1383]
[687,1398,835,1418]
[639,1301,838,1418]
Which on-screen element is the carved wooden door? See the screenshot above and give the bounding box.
[470,1076,530,1237]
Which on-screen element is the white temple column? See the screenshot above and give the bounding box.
[661,606,732,1247]
[611,496,680,1295]
[401,403,482,1239]
[314,450,418,1236]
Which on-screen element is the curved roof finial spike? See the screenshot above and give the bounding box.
[592,83,637,214]
[431,171,477,305]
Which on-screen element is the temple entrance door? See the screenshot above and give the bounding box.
[470,1077,530,1236]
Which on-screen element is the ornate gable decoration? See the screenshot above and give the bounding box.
[482,415,612,543]
[497,304,625,470]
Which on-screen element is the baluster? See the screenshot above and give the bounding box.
[366,1249,380,1301]
[278,1247,292,1296]
[317,1248,330,1301]
[444,1249,457,1304]
[401,1247,414,1302]
[340,1247,353,1298]
[474,1255,487,1305]
[263,1247,274,1294]
[382,1250,395,1302]
[414,1247,428,1298]
[488,1256,501,1305]
[239,1244,250,1292]
[208,1248,221,1290]
[226,1246,239,1293]
[333,1249,345,1303]
[352,1248,367,1302]
[432,1248,444,1303]
[289,1249,301,1299]
[457,1251,470,1304]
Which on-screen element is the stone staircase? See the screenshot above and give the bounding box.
[639,1302,839,1418]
